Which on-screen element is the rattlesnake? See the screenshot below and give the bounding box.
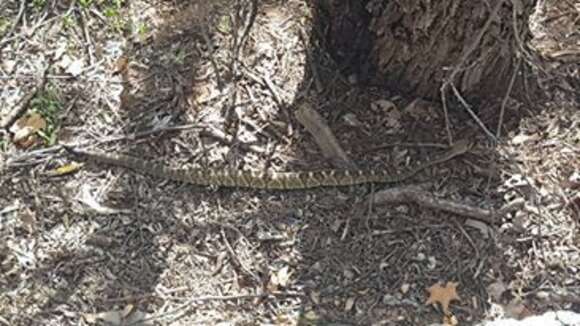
[65,140,471,189]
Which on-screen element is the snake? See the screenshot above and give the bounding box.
[64,140,471,189]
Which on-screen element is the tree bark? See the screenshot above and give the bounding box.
[367,0,536,99]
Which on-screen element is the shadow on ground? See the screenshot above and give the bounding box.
[2,0,575,325]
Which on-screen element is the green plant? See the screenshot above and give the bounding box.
[102,0,128,33]
[0,137,7,152]
[30,88,62,146]
[77,0,93,9]
[0,18,10,37]
[136,21,149,38]
[32,0,47,10]
[61,14,75,30]
[173,48,186,65]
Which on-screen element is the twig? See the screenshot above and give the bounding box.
[201,126,266,154]
[0,66,49,131]
[450,83,497,141]
[0,9,59,49]
[497,57,521,138]
[104,287,190,303]
[230,0,258,74]
[0,73,124,83]
[5,123,201,167]
[441,88,453,145]
[78,7,95,66]
[454,219,480,259]
[200,24,224,90]
[440,0,505,143]
[240,0,258,48]
[0,0,26,48]
[300,28,323,93]
[359,141,448,154]
[444,0,505,85]
[220,226,259,282]
[371,184,500,224]
[262,74,284,106]
[128,291,302,326]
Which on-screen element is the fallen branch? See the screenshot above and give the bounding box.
[371,184,523,225]
[295,102,353,168]
[129,291,302,326]
[5,123,201,167]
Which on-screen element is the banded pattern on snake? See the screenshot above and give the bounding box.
[65,140,470,189]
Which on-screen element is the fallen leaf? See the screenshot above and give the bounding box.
[371,99,397,112]
[426,281,460,314]
[20,207,37,233]
[114,56,129,75]
[404,98,437,121]
[443,313,458,325]
[303,310,319,321]
[121,304,136,319]
[486,280,508,302]
[78,185,131,215]
[400,283,411,294]
[511,133,540,145]
[269,265,292,291]
[343,113,363,127]
[344,297,355,312]
[465,219,493,239]
[193,82,217,104]
[83,307,152,326]
[310,291,321,305]
[11,113,47,148]
[371,99,401,133]
[66,58,84,76]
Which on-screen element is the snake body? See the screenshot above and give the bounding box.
[66,140,470,189]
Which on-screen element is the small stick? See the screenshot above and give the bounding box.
[5,124,201,167]
[129,291,302,326]
[0,66,49,131]
[0,0,26,48]
[439,0,505,143]
[200,24,224,90]
[445,0,505,84]
[450,83,497,141]
[497,57,521,138]
[440,86,454,145]
[263,74,284,106]
[359,141,448,154]
[300,28,323,93]
[371,184,498,224]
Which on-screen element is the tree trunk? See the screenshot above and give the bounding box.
[367,0,537,99]
[320,0,540,100]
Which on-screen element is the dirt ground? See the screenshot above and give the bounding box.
[1,1,579,325]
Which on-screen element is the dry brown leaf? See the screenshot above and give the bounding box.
[443,313,458,325]
[426,281,460,314]
[20,207,37,233]
[114,56,129,75]
[404,98,437,121]
[11,113,46,148]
